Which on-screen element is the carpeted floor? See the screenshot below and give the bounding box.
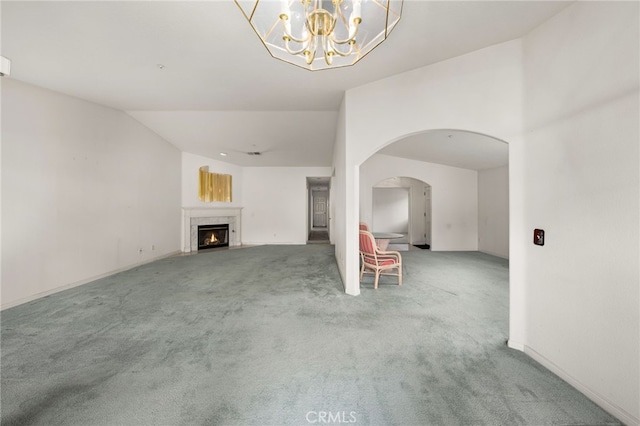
[1,246,619,425]
[308,229,330,242]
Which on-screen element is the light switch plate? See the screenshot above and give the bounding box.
[534,229,545,246]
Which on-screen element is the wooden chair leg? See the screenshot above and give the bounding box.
[374,270,380,289]
[398,265,402,286]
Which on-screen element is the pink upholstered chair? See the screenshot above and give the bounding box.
[359,222,370,231]
[359,230,402,289]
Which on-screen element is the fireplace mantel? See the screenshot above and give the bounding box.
[182,207,242,252]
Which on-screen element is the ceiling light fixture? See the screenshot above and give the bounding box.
[234,0,403,71]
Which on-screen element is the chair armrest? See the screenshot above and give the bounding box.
[376,250,402,263]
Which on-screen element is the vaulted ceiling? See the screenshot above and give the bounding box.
[2,1,570,168]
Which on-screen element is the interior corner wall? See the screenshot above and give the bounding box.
[332,98,353,293]
[478,166,509,258]
[1,79,182,309]
[361,154,478,251]
[522,2,639,423]
[181,152,243,208]
[0,0,4,308]
[241,166,332,245]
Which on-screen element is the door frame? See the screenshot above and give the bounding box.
[306,176,332,241]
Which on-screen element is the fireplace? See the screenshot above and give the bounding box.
[183,208,241,253]
[198,224,229,250]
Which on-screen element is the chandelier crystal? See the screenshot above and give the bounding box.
[235,0,403,71]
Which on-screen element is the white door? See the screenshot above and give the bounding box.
[313,191,328,228]
[425,185,432,245]
[410,184,426,244]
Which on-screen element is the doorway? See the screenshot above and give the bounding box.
[372,176,431,250]
[307,177,331,244]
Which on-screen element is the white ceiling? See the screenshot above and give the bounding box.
[2,0,570,168]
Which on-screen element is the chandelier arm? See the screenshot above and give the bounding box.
[280,16,311,44]
[305,51,313,65]
[324,36,337,65]
[323,34,332,54]
[328,38,354,57]
[284,32,311,44]
[283,37,311,56]
[304,35,318,65]
[329,18,361,45]
[324,51,334,65]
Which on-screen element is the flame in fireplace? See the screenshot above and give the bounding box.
[197,224,229,250]
[204,232,218,246]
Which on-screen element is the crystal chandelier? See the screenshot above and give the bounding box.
[235,0,403,71]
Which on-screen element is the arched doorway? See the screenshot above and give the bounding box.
[360,129,508,255]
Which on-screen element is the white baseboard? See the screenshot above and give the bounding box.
[479,249,509,259]
[523,345,639,426]
[507,339,525,351]
[1,251,181,311]
[240,241,305,246]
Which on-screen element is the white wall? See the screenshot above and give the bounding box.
[241,167,332,245]
[372,187,409,234]
[522,2,639,423]
[181,152,243,208]
[1,79,181,308]
[0,3,4,313]
[478,166,509,258]
[361,155,478,251]
[332,99,350,289]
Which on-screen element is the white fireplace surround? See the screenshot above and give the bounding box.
[182,207,242,252]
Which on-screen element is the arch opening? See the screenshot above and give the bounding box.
[359,128,509,254]
[361,128,509,169]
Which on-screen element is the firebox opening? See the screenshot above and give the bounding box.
[198,224,229,251]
